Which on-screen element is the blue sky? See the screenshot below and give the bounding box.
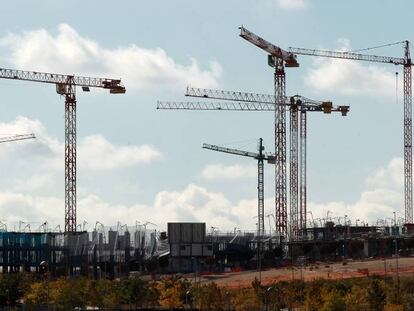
[0,0,411,231]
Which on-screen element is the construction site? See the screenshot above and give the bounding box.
[0,25,413,282]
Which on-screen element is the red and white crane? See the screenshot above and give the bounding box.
[238,26,412,234]
[287,43,412,223]
[158,88,349,240]
[0,68,126,232]
[239,26,299,239]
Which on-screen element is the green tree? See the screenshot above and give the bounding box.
[303,279,326,311]
[320,289,346,311]
[24,281,49,307]
[232,288,262,311]
[345,286,370,311]
[0,273,25,306]
[192,283,224,311]
[156,276,187,309]
[122,277,151,308]
[54,278,86,310]
[266,283,287,311]
[368,277,386,311]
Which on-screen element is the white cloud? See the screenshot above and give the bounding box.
[0,184,264,232]
[201,163,256,181]
[304,39,396,98]
[80,135,161,170]
[0,191,62,227]
[0,24,222,90]
[1,157,405,232]
[308,157,404,225]
[13,174,54,192]
[365,157,403,190]
[0,116,62,170]
[275,0,308,9]
[1,116,160,170]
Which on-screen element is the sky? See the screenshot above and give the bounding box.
[0,0,412,232]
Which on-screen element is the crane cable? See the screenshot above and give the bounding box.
[349,41,406,53]
[217,138,260,151]
[396,71,399,105]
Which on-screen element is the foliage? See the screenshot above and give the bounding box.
[192,283,225,311]
[367,277,386,311]
[345,285,370,311]
[320,289,346,311]
[11,271,414,310]
[155,275,189,309]
[0,273,26,306]
[232,288,262,311]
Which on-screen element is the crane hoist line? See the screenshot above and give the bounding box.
[0,67,126,233]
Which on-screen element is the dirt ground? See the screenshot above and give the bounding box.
[187,257,414,288]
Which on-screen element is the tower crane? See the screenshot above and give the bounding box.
[158,88,349,239]
[0,68,126,232]
[0,133,35,144]
[203,138,275,237]
[286,43,412,223]
[185,87,349,240]
[239,26,299,238]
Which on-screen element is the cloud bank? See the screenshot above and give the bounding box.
[304,39,396,98]
[0,24,222,90]
[275,0,309,10]
[201,163,256,181]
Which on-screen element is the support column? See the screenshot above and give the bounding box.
[404,41,413,223]
[299,109,307,239]
[290,103,299,241]
[257,138,265,237]
[274,58,288,239]
[64,77,77,232]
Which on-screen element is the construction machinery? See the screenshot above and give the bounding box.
[186,88,348,240]
[0,68,126,232]
[239,26,299,238]
[0,133,35,144]
[158,88,349,239]
[285,42,412,223]
[203,138,275,237]
[239,28,413,224]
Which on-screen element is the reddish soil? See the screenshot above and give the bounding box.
[188,257,414,288]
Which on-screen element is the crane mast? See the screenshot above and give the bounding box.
[404,41,412,223]
[290,100,299,240]
[0,67,126,232]
[289,41,412,223]
[299,109,307,238]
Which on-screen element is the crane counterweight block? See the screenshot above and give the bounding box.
[322,101,333,114]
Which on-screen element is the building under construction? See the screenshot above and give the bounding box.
[1,221,414,276]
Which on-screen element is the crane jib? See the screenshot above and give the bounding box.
[288,47,405,65]
[0,68,126,92]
